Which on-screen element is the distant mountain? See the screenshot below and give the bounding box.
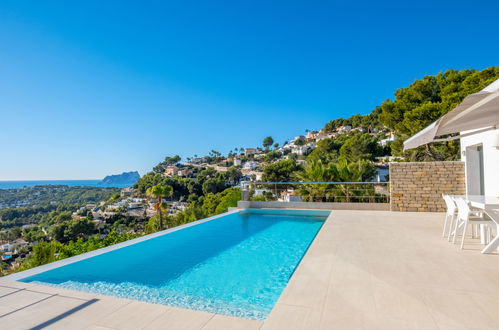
[99,171,140,186]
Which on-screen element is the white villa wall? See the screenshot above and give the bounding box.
[460,128,499,196]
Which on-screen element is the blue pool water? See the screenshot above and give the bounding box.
[20,209,328,319]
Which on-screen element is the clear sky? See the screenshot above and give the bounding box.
[1,1,498,180]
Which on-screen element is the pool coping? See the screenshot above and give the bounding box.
[4,209,243,281]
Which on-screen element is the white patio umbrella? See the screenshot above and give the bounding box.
[404,78,499,150]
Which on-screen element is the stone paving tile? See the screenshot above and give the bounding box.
[0,288,52,309]
[0,295,86,329]
[84,326,116,330]
[0,286,19,297]
[201,314,263,330]
[96,301,170,330]
[0,304,15,316]
[144,307,214,330]
[262,303,315,330]
[0,279,36,289]
[44,297,131,330]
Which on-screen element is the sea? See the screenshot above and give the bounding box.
[0,180,131,190]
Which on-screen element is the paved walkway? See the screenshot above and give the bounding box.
[1,210,499,329]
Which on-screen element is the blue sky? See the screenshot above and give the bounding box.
[1,1,498,180]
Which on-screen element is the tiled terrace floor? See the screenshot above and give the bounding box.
[1,210,499,329]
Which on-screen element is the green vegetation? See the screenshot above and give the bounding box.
[323,110,382,133]
[294,137,306,146]
[18,231,141,272]
[0,185,119,209]
[201,187,241,216]
[338,133,385,162]
[152,155,181,173]
[379,67,499,160]
[143,187,241,234]
[0,204,76,228]
[263,136,274,150]
[51,218,96,243]
[262,159,302,182]
[297,160,377,202]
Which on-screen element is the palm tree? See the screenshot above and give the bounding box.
[298,159,376,202]
[146,184,173,230]
[297,160,333,202]
[329,160,376,202]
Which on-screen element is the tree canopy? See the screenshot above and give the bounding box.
[263,136,274,149]
[152,155,181,173]
[262,159,302,182]
[379,67,499,160]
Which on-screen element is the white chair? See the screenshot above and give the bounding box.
[442,195,457,240]
[453,198,494,249]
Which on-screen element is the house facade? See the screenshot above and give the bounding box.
[460,128,499,196]
[164,165,179,177]
[245,148,257,156]
[243,161,258,170]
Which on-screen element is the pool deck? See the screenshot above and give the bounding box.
[2,210,499,329]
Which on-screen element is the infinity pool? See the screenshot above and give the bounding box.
[19,209,328,319]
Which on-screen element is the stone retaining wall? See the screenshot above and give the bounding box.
[389,161,465,212]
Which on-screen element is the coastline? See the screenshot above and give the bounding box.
[0,180,131,190]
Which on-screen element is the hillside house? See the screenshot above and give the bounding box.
[278,190,302,202]
[245,148,257,156]
[292,135,306,143]
[314,132,328,141]
[241,170,263,181]
[305,130,319,139]
[0,243,13,252]
[177,168,192,177]
[291,143,315,156]
[189,157,204,164]
[12,239,28,249]
[120,187,134,197]
[214,166,229,172]
[164,165,179,177]
[337,125,352,134]
[243,161,258,170]
[379,133,395,147]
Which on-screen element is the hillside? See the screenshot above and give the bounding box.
[99,171,140,186]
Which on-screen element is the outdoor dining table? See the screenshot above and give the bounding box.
[457,195,499,254]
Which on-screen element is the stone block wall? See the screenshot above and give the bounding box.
[389,161,465,212]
